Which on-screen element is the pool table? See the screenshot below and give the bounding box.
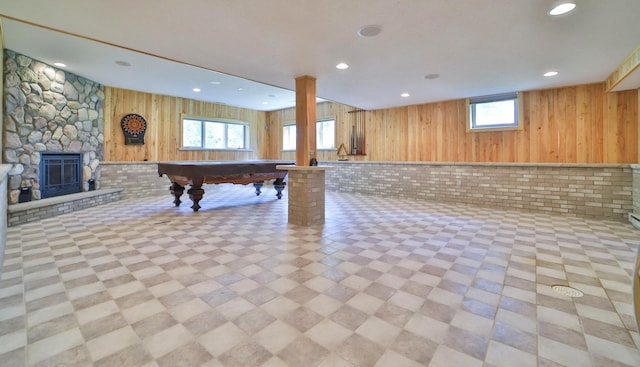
[158,160,294,211]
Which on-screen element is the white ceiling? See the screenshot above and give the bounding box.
[1,0,639,112]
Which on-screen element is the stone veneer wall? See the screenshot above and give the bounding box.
[3,50,104,203]
[324,161,633,221]
[100,162,170,200]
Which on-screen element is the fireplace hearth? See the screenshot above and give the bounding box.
[40,152,83,199]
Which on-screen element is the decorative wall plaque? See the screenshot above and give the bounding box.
[120,113,147,145]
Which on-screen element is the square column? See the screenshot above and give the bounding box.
[277,165,334,226]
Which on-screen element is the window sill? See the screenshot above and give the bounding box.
[179,148,254,152]
[466,124,523,133]
[281,149,337,152]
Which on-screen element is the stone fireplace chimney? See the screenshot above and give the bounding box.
[3,50,104,204]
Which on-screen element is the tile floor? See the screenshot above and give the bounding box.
[1,184,640,367]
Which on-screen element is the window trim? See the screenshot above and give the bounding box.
[282,117,337,151]
[181,115,250,150]
[466,92,523,133]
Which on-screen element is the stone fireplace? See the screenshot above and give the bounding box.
[3,50,104,204]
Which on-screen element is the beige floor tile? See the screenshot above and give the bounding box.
[305,319,353,350]
[253,320,301,354]
[168,297,211,322]
[85,326,139,361]
[429,344,483,367]
[355,317,402,347]
[198,322,248,357]
[3,186,640,366]
[143,324,192,359]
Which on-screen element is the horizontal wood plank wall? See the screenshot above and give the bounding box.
[266,83,638,163]
[104,87,268,162]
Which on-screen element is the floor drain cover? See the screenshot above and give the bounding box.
[551,285,584,298]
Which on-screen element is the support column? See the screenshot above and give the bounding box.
[295,76,317,166]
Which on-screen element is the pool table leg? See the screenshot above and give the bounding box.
[170,182,184,206]
[253,181,264,196]
[274,178,286,199]
[187,184,205,211]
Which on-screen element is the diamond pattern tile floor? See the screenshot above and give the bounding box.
[1,184,640,366]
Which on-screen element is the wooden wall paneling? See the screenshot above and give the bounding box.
[393,107,409,161]
[407,105,422,161]
[438,102,451,161]
[155,94,176,161]
[376,107,408,161]
[447,100,470,162]
[557,86,577,163]
[104,87,266,162]
[514,92,531,162]
[527,90,547,162]
[546,89,560,162]
[576,84,600,162]
[104,83,638,164]
[416,104,436,162]
[265,112,278,159]
[604,91,618,163]
[605,89,638,163]
[425,103,439,161]
[622,89,638,163]
[363,109,380,160]
[104,88,152,162]
[433,102,445,161]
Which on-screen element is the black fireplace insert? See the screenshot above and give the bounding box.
[40,152,82,199]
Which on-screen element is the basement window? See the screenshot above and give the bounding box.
[182,117,248,149]
[283,118,336,151]
[468,92,521,131]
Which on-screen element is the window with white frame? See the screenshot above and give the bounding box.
[283,118,336,150]
[469,92,519,130]
[182,117,248,149]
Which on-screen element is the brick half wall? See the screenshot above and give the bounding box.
[324,161,633,221]
[100,162,170,200]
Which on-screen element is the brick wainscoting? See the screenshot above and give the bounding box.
[97,161,634,221]
[324,161,633,221]
[100,162,170,200]
[0,165,10,271]
[7,189,123,226]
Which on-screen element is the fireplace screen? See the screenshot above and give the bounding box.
[40,153,82,199]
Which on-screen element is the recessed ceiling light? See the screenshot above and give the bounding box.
[544,71,559,77]
[210,81,221,85]
[424,73,440,80]
[238,87,244,91]
[549,2,576,16]
[53,62,67,68]
[115,60,131,67]
[401,93,410,98]
[262,102,268,105]
[193,88,201,92]
[336,63,349,70]
[357,25,382,38]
